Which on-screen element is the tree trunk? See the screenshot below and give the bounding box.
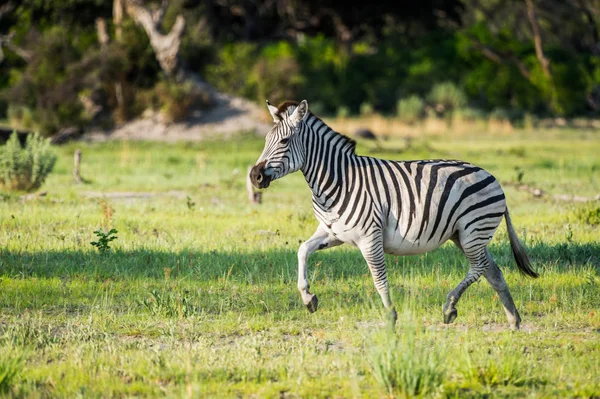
[525,0,551,79]
[114,0,123,41]
[124,0,185,77]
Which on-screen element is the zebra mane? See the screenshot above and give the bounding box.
[276,100,299,115]
[276,100,357,154]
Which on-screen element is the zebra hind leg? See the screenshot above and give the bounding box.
[483,248,522,329]
[442,244,490,324]
[359,236,397,328]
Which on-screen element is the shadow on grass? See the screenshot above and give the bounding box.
[0,241,598,319]
[0,241,597,282]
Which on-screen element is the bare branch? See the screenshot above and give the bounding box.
[152,0,169,25]
[125,0,185,76]
[96,18,110,48]
[0,2,15,21]
[525,0,551,78]
[114,0,124,41]
[0,33,33,63]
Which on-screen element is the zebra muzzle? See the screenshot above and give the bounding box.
[250,161,272,189]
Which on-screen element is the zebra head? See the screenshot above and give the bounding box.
[250,99,309,189]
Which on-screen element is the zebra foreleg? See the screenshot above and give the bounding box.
[359,237,397,326]
[443,246,489,324]
[297,226,342,313]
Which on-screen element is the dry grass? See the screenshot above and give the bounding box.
[326,114,600,138]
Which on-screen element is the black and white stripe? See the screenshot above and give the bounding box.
[251,99,538,329]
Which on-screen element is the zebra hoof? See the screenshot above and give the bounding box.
[305,294,319,313]
[443,308,458,324]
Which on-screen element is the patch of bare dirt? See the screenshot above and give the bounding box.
[84,93,272,142]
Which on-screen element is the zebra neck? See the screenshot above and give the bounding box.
[300,119,357,210]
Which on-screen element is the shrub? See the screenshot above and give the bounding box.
[453,106,486,122]
[155,79,212,123]
[6,106,35,130]
[0,131,57,192]
[427,81,467,114]
[336,106,350,118]
[489,107,511,121]
[397,95,425,123]
[205,42,259,99]
[251,42,304,104]
[359,101,375,116]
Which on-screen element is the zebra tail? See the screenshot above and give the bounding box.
[505,209,539,278]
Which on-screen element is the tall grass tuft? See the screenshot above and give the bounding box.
[460,351,540,388]
[368,315,447,398]
[0,351,23,394]
[0,131,57,192]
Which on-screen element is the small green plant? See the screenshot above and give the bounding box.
[513,166,525,184]
[142,288,194,318]
[90,228,118,253]
[0,131,57,192]
[397,95,425,124]
[186,195,196,211]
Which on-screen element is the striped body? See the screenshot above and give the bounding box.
[311,157,505,256]
[251,99,537,329]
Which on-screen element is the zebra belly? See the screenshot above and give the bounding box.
[382,226,445,255]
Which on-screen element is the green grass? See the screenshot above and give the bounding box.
[0,129,599,397]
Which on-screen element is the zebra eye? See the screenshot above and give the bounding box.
[280,138,290,145]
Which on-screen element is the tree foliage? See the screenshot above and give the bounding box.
[0,0,598,135]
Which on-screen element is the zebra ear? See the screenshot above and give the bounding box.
[266,100,280,122]
[291,100,309,125]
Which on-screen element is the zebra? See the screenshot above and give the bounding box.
[249,99,538,330]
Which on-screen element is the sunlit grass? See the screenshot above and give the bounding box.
[0,130,599,397]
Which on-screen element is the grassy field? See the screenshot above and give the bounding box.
[0,128,599,398]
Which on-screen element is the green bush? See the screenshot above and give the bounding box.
[6,106,35,130]
[336,106,350,118]
[154,79,212,123]
[489,107,511,121]
[0,131,57,192]
[251,41,304,104]
[397,95,425,123]
[359,101,375,116]
[427,81,467,114]
[205,43,258,99]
